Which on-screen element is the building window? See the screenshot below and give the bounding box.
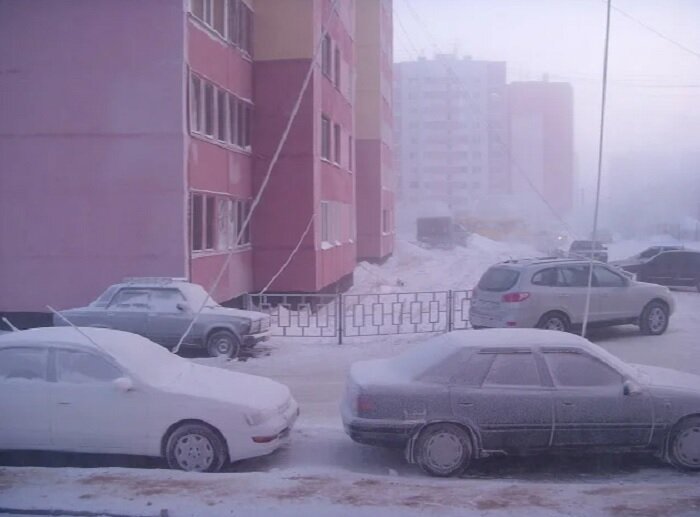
[192,193,252,253]
[205,195,216,249]
[321,202,330,242]
[334,124,341,164]
[239,1,253,56]
[322,34,332,77]
[321,115,331,160]
[204,83,215,137]
[192,194,204,251]
[188,72,252,151]
[228,93,238,145]
[216,89,227,142]
[190,75,203,133]
[382,209,391,234]
[334,46,341,88]
[227,0,239,45]
[348,135,353,171]
[213,0,226,37]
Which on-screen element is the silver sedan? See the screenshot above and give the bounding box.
[341,329,700,477]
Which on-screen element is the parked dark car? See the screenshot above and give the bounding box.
[619,250,700,292]
[54,278,270,357]
[568,240,608,262]
[612,246,685,270]
[342,329,700,477]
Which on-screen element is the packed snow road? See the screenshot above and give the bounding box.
[2,291,700,516]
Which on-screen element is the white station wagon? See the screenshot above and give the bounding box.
[0,327,298,472]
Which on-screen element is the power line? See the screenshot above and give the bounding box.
[582,0,613,338]
[610,2,700,61]
[173,0,343,354]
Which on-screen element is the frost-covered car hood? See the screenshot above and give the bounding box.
[634,364,700,394]
[163,362,291,411]
[201,306,266,321]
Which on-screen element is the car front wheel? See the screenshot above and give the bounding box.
[206,330,240,358]
[165,423,227,472]
[415,423,472,477]
[669,417,700,471]
[639,301,669,335]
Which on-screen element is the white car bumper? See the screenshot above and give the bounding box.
[227,398,300,463]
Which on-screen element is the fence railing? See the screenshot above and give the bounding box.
[246,290,473,344]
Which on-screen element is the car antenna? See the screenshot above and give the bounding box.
[46,305,105,351]
[1,317,19,332]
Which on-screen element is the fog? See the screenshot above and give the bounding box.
[394,0,700,239]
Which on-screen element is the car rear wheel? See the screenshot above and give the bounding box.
[669,417,700,471]
[206,330,240,358]
[639,301,669,335]
[536,312,570,332]
[415,423,472,477]
[165,423,227,472]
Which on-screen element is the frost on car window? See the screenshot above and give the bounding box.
[0,348,47,380]
[544,352,622,387]
[150,289,187,312]
[56,351,122,384]
[108,289,151,309]
[558,265,591,287]
[452,351,495,385]
[483,353,541,387]
[478,267,520,292]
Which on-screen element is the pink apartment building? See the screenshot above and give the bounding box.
[0,0,394,322]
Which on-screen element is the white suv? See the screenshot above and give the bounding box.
[470,258,675,335]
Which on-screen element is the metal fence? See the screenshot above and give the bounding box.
[246,290,473,343]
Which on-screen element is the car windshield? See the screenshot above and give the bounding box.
[478,267,520,292]
[571,241,605,250]
[89,285,119,307]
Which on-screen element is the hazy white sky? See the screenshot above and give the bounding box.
[393,0,700,195]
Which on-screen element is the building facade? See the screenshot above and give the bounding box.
[395,55,509,218]
[355,0,395,262]
[0,0,394,317]
[508,80,574,217]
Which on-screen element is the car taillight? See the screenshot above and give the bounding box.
[356,394,376,415]
[502,292,530,303]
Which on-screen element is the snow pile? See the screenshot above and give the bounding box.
[351,235,539,294]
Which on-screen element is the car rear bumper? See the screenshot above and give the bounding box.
[341,405,417,448]
[469,306,538,329]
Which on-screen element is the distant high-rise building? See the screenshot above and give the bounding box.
[508,81,574,216]
[394,54,509,216]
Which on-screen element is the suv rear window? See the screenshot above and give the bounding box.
[478,267,520,292]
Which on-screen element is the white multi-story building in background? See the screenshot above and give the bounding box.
[394,54,509,221]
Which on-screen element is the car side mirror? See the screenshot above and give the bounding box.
[623,379,641,396]
[114,377,134,392]
[176,302,190,312]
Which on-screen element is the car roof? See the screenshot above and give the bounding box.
[428,328,595,352]
[495,258,604,269]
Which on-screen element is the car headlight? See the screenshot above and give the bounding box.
[245,409,275,426]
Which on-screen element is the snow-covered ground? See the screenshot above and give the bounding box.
[3,236,700,516]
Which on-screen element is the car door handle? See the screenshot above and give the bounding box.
[458,402,474,407]
[557,294,569,298]
[57,401,71,406]
[562,402,575,407]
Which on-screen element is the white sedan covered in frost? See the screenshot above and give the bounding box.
[0,327,299,472]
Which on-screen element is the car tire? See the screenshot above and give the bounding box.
[415,423,472,477]
[668,416,700,471]
[206,330,240,358]
[639,301,669,336]
[165,423,227,472]
[536,312,570,332]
